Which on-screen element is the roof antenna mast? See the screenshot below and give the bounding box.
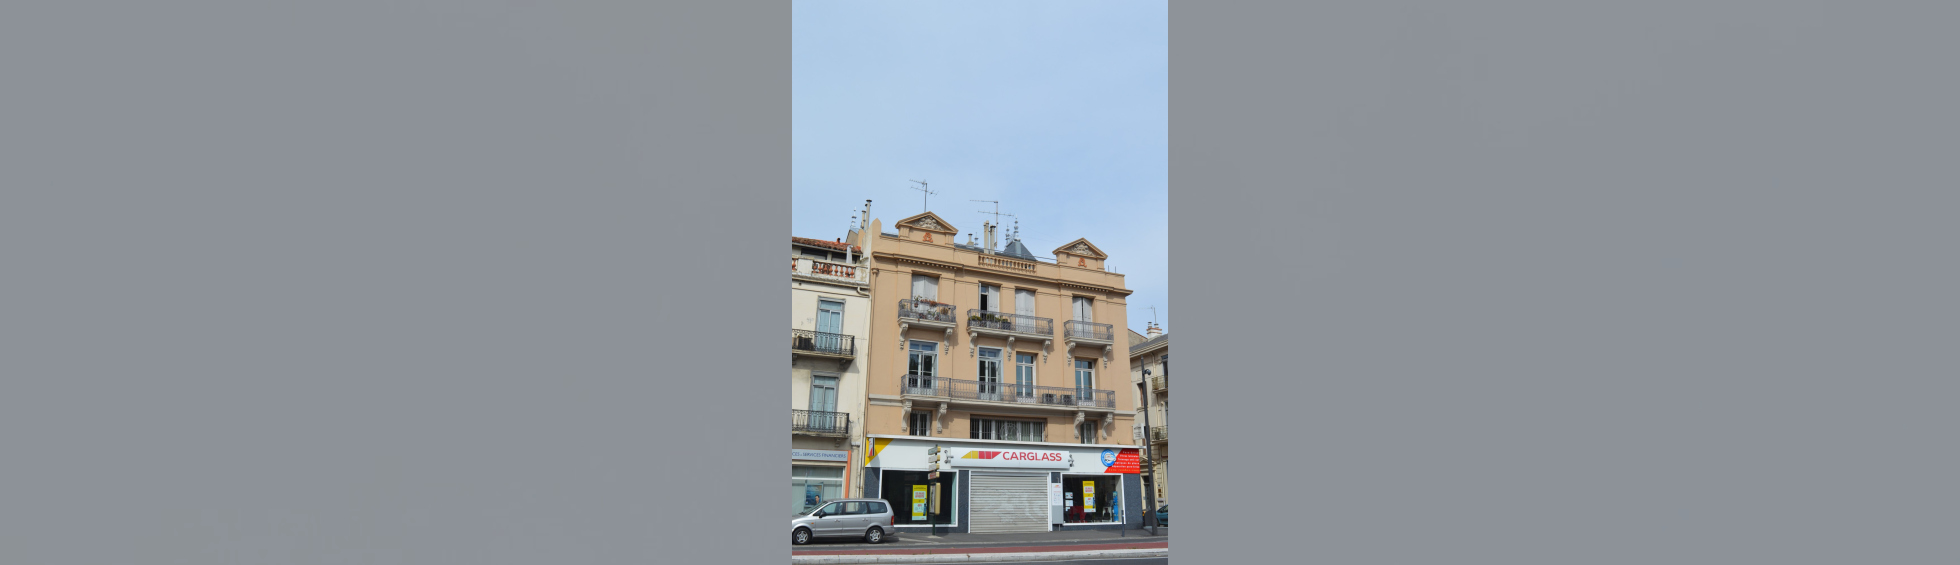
[909,180,935,213]
[970,199,1015,253]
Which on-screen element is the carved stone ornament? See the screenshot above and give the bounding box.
[902,399,912,413]
[913,217,944,231]
[936,402,948,432]
[1074,411,1087,441]
[1102,413,1114,439]
[1067,242,1093,255]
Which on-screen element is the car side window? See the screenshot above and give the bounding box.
[840,501,864,515]
[868,502,886,514]
[817,502,841,515]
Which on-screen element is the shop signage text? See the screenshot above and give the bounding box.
[950,449,1070,469]
[792,449,849,462]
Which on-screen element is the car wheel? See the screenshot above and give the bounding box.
[864,527,884,544]
[793,528,812,545]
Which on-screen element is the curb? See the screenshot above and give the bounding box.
[792,548,1168,564]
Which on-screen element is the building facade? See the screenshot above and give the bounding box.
[790,236,872,515]
[1128,324,1169,509]
[853,210,1144,533]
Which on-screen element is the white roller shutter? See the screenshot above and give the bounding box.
[967,472,1051,534]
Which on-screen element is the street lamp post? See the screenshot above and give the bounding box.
[1139,366,1160,535]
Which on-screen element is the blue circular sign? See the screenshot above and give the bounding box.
[1100,449,1117,467]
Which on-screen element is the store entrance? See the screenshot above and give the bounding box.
[1060,474,1120,524]
[878,470,956,526]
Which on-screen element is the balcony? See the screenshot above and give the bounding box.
[791,329,855,368]
[1064,320,1115,343]
[1063,320,1116,365]
[792,409,851,437]
[897,298,959,340]
[898,376,1117,412]
[966,309,1054,352]
[1149,425,1167,444]
[791,256,867,285]
[1149,374,1168,391]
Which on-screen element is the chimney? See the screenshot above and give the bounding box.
[1146,323,1163,338]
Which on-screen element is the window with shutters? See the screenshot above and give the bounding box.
[911,274,939,301]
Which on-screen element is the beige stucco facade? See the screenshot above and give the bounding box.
[853,211,1139,449]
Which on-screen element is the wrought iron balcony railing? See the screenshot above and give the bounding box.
[898,299,957,324]
[790,329,855,357]
[966,309,1053,336]
[898,376,1116,409]
[1064,320,1115,341]
[792,409,851,435]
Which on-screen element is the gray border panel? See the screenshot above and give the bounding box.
[1176,1,1960,563]
[1,1,784,563]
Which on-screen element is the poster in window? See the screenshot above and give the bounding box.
[911,485,928,520]
[805,484,821,509]
[1083,481,1096,513]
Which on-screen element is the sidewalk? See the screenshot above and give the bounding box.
[794,527,1168,562]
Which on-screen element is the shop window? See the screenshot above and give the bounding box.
[1061,474,1121,524]
[878,470,956,526]
[792,465,845,515]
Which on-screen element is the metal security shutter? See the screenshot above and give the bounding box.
[967,472,1050,534]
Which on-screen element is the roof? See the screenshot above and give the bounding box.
[791,236,861,254]
[999,239,1038,260]
[1130,332,1169,355]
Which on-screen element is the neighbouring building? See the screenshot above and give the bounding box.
[790,235,872,515]
[853,209,1145,534]
[1128,323,1169,509]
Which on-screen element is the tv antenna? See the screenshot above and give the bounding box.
[970,200,1016,227]
[909,180,935,212]
[1148,306,1158,325]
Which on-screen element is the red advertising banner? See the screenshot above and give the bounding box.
[1102,448,1141,474]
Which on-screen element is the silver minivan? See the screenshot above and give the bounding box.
[791,498,898,545]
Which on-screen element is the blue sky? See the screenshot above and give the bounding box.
[793,0,1168,336]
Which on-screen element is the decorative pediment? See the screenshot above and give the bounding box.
[1051,238,1108,259]
[896,212,959,234]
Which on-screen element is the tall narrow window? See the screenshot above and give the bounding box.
[1077,420,1100,443]
[979,284,998,312]
[977,348,1003,401]
[808,376,839,432]
[1015,352,1037,399]
[1074,359,1095,407]
[1014,289,1036,333]
[1072,296,1093,322]
[816,299,844,353]
[907,341,938,391]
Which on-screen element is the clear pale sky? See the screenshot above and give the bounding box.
[793,0,1169,336]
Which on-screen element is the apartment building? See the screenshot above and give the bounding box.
[853,210,1144,534]
[790,236,871,515]
[1128,324,1170,509]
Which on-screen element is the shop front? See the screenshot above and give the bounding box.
[863,435,1145,533]
[791,448,852,515]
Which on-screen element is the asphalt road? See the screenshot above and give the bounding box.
[916,559,1166,565]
